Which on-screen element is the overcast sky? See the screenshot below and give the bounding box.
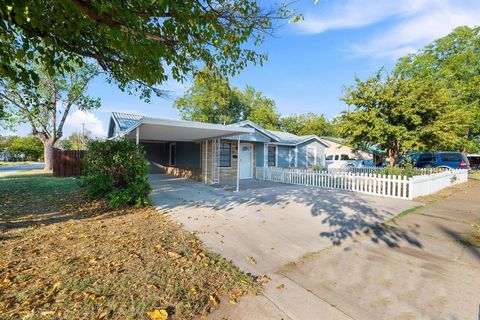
[4,0,480,138]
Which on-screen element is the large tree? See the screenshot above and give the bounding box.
[0,62,99,170]
[0,0,294,107]
[174,69,281,127]
[174,69,244,124]
[339,71,469,166]
[280,113,336,137]
[395,26,480,152]
[8,135,43,161]
[241,85,280,130]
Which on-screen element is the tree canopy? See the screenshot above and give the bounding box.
[1,1,293,102]
[57,130,95,150]
[395,26,480,152]
[339,70,468,165]
[7,135,43,161]
[280,113,336,137]
[174,69,281,128]
[0,61,99,169]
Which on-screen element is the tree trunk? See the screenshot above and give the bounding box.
[43,140,55,171]
[387,149,396,167]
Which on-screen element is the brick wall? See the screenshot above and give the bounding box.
[200,139,258,183]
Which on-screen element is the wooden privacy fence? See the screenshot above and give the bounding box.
[256,167,468,200]
[53,149,86,177]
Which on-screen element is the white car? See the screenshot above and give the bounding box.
[325,154,365,169]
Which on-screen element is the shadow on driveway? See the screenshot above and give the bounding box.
[149,174,422,249]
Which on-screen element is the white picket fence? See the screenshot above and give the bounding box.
[256,167,468,200]
[410,169,469,198]
[328,166,440,175]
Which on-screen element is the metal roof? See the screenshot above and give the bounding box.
[109,112,254,141]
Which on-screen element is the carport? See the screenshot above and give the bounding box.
[107,112,254,191]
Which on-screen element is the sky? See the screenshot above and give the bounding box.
[3,0,480,138]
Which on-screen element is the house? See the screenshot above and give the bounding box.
[320,136,372,160]
[107,112,329,189]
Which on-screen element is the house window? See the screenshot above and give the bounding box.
[268,146,277,167]
[219,142,231,167]
[169,143,176,165]
[307,147,316,166]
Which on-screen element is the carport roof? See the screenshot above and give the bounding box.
[109,112,254,142]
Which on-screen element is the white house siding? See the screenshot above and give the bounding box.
[323,140,372,160]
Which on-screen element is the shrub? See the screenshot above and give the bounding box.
[81,140,151,208]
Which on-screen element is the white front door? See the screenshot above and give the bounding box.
[239,144,253,179]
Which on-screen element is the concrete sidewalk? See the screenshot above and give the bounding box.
[276,177,480,320]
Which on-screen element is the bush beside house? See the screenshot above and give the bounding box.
[81,140,151,208]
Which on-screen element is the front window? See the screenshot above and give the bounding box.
[219,142,231,167]
[268,146,277,167]
[325,155,333,161]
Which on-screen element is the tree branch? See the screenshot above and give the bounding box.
[69,0,177,46]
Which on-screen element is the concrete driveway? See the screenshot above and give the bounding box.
[149,174,419,319]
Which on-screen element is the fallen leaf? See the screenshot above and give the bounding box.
[147,309,168,320]
[246,256,257,265]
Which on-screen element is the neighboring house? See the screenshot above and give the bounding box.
[0,149,12,162]
[320,136,372,160]
[107,113,329,186]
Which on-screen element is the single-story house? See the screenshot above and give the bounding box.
[320,136,372,160]
[107,112,329,189]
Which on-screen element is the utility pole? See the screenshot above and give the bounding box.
[82,123,85,150]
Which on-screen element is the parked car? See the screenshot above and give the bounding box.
[325,154,365,169]
[414,152,470,169]
[467,154,480,169]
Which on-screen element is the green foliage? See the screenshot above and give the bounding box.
[339,70,468,165]
[57,130,94,151]
[395,26,480,153]
[175,69,282,128]
[0,60,99,169]
[280,113,337,137]
[311,165,325,171]
[0,135,15,151]
[7,135,43,160]
[81,140,151,208]
[0,1,296,102]
[381,163,416,178]
[241,86,280,129]
[175,69,244,124]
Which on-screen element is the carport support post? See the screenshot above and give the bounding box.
[135,127,139,145]
[236,136,240,192]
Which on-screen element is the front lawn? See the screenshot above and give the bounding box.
[0,173,258,319]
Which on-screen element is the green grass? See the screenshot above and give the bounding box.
[458,221,480,249]
[383,205,423,226]
[0,173,80,225]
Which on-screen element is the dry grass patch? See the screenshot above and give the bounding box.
[0,173,259,319]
